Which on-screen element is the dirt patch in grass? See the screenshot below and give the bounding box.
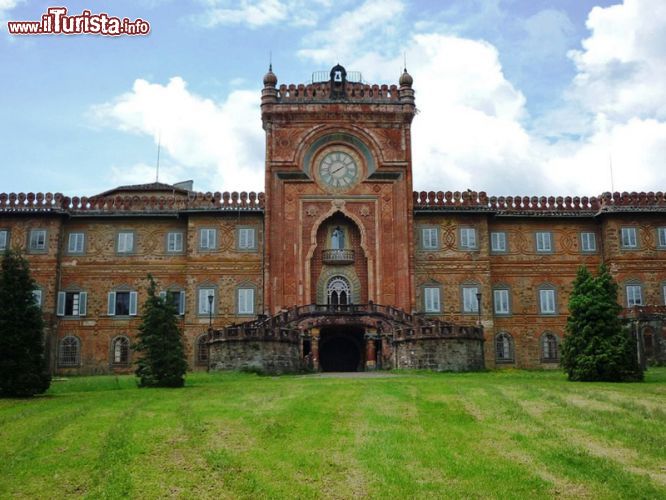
[564,395,622,413]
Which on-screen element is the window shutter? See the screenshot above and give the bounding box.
[129,291,138,316]
[199,289,207,314]
[57,291,66,316]
[78,292,87,316]
[248,229,255,249]
[179,291,186,315]
[210,230,216,248]
[108,292,116,316]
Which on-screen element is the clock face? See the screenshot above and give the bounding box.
[318,151,359,190]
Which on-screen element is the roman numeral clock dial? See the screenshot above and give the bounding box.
[317,151,360,191]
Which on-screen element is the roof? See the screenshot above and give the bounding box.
[95,182,190,197]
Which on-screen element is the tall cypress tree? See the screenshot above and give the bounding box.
[134,275,187,387]
[0,250,51,397]
[561,265,643,382]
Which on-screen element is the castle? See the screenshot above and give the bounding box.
[2,65,665,374]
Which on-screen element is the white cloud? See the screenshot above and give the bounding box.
[0,0,23,22]
[195,0,327,28]
[92,77,264,192]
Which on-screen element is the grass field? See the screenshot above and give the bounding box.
[0,369,665,499]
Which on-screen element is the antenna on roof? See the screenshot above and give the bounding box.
[155,130,161,183]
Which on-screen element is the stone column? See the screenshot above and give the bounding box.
[365,329,377,370]
[311,327,320,371]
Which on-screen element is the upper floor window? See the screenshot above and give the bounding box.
[580,232,596,252]
[167,232,184,253]
[237,287,255,315]
[424,286,441,313]
[539,288,557,314]
[421,227,438,250]
[535,232,552,253]
[495,332,514,363]
[57,291,88,317]
[621,227,637,248]
[117,232,134,253]
[658,227,666,248]
[626,284,643,307]
[159,290,186,315]
[28,229,47,252]
[490,232,506,253]
[67,232,85,254]
[460,228,477,250]
[199,228,216,250]
[462,285,479,313]
[238,227,257,250]
[0,230,8,251]
[107,290,138,316]
[59,336,80,367]
[541,333,559,362]
[493,288,510,315]
[198,287,216,315]
[32,288,42,308]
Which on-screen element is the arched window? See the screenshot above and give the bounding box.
[331,226,345,249]
[327,276,351,306]
[197,335,209,365]
[59,336,80,367]
[112,336,130,365]
[495,332,514,363]
[541,332,559,362]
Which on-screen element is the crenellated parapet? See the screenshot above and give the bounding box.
[413,190,666,216]
[0,191,266,214]
[275,82,401,103]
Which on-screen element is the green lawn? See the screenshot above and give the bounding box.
[1,369,665,499]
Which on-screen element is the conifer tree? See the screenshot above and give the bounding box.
[561,265,643,382]
[134,275,187,387]
[0,250,51,397]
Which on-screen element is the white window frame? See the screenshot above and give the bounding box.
[460,228,477,250]
[198,288,216,315]
[626,284,643,307]
[423,287,441,313]
[117,232,134,254]
[237,287,255,315]
[493,288,510,315]
[57,291,88,317]
[536,232,552,253]
[657,227,666,248]
[539,288,556,314]
[495,333,514,362]
[462,286,479,313]
[166,232,184,253]
[67,232,85,254]
[159,290,186,315]
[107,290,138,316]
[32,289,43,308]
[238,227,256,250]
[621,227,637,248]
[29,229,47,251]
[421,227,438,250]
[580,232,596,252]
[0,230,8,251]
[199,228,216,250]
[490,232,506,253]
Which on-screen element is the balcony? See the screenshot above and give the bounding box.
[322,249,355,265]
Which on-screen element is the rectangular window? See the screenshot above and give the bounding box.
[421,228,438,249]
[626,285,643,307]
[493,289,510,315]
[29,229,46,251]
[117,232,134,253]
[539,289,556,314]
[160,290,186,315]
[67,233,85,254]
[238,228,256,250]
[658,227,666,248]
[536,232,552,252]
[107,291,137,316]
[0,230,8,250]
[237,288,255,315]
[462,286,479,313]
[424,287,441,313]
[167,232,184,253]
[198,288,215,315]
[199,229,216,250]
[32,289,42,308]
[581,232,596,252]
[621,227,637,248]
[57,291,88,316]
[460,228,477,249]
[490,232,506,252]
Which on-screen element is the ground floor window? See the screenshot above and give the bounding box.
[59,336,80,367]
[541,333,559,362]
[196,335,208,365]
[112,336,130,365]
[495,332,514,363]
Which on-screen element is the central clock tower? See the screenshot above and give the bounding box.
[261,65,417,314]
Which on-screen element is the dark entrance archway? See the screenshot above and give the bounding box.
[319,326,364,372]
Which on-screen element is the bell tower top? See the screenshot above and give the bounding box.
[329,64,347,99]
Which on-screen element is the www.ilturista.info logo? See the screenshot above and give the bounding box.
[7,7,150,36]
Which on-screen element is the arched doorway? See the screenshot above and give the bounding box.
[319,326,364,372]
[327,276,351,306]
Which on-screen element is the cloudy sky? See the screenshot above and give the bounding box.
[1,0,665,196]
